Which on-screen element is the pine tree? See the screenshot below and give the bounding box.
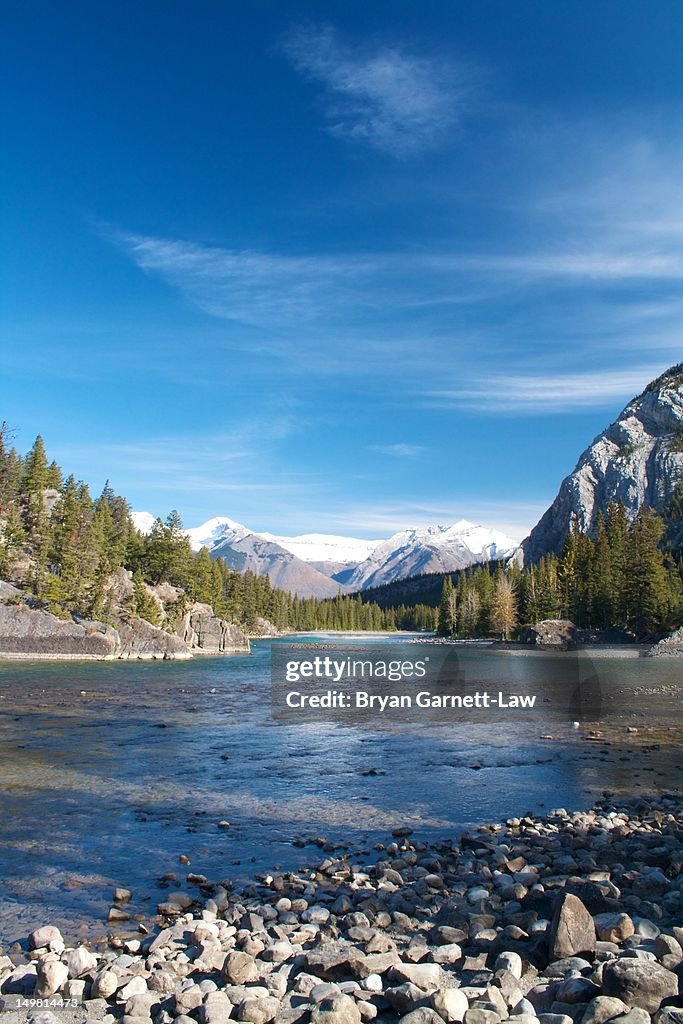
[458,582,481,637]
[20,435,51,593]
[130,570,162,624]
[625,507,670,635]
[606,501,629,624]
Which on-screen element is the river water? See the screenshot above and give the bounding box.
[0,634,681,945]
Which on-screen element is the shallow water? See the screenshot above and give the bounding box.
[0,634,681,945]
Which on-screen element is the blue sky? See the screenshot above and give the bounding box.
[3,1,683,540]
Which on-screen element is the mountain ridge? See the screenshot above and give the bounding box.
[131,511,517,597]
[521,363,683,563]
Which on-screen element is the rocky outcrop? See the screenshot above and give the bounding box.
[648,626,683,657]
[0,600,120,659]
[0,579,248,660]
[519,619,579,646]
[176,602,250,654]
[251,616,282,637]
[522,365,683,563]
[520,620,637,647]
[113,615,192,660]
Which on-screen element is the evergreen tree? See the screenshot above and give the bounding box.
[625,507,670,634]
[129,570,162,624]
[20,435,51,594]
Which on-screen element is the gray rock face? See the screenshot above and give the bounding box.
[522,367,683,563]
[0,602,120,659]
[519,620,578,647]
[601,958,679,1011]
[648,627,683,657]
[0,577,248,660]
[548,895,596,960]
[114,616,193,660]
[177,604,250,654]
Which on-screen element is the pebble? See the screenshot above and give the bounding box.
[1,796,681,1024]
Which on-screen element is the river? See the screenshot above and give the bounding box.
[0,634,681,945]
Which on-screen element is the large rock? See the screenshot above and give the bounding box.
[649,627,683,657]
[28,926,64,951]
[311,993,362,1024]
[222,951,257,985]
[35,960,69,997]
[0,601,119,659]
[114,615,193,659]
[548,895,596,960]
[62,946,98,978]
[592,914,635,943]
[431,988,470,1023]
[304,942,367,981]
[602,959,679,1012]
[177,604,250,654]
[520,620,578,647]
[580,996,630,1024]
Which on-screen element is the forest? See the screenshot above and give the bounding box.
[436,501,683,639]
[0,432,437,633]
[2,430,680,640]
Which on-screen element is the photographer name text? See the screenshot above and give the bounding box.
[284,689,537,711]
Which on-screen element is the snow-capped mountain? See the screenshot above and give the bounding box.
[132,511,517,597]
[344,520,518,591]
[258,532,381,565]
[131,510,156,534]
[185,516,251,552]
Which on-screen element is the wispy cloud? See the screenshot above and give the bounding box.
[281,24,466,156]
[429,366,664,413]
[111,230,487,342]
[114,230,683,339]
[55,417,301,492]
[370,443,425,457]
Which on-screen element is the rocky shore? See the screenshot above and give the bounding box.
[1,797,681,1024]
[0,575,250,660]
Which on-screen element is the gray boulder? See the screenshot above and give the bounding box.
[602,959,678,1012]
[548,895,597,960]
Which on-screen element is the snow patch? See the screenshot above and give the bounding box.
[259,532,382,564]
[131,511,156,535]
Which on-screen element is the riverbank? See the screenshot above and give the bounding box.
[1,796,681,1024]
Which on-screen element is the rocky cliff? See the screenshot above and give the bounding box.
[0,575,250,660]
[522,364,683,563]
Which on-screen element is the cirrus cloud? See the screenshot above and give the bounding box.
[281,24,468,156]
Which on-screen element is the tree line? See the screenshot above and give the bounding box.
[436,502,683,639]
[0,432,435,633]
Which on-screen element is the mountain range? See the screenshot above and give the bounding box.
[133,365,683,599]
[131,511,518,598]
